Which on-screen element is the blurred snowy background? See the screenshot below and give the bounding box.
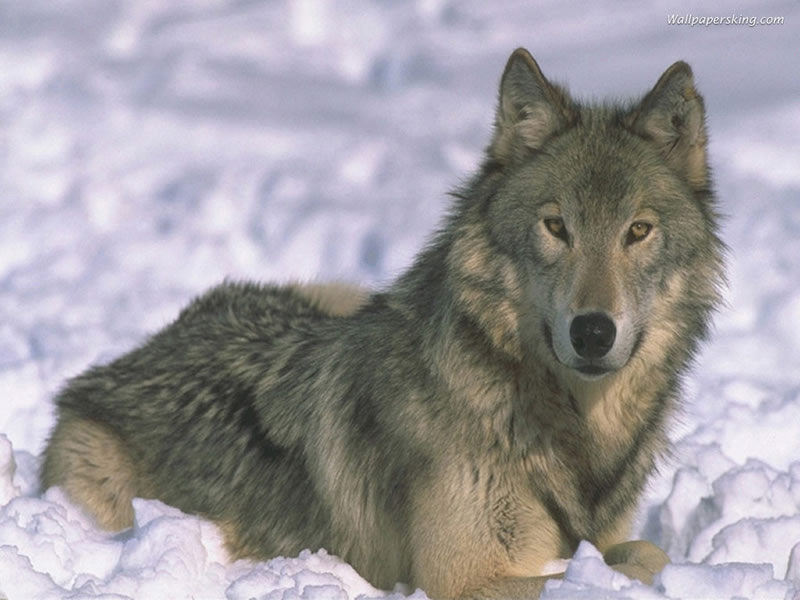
[1,1,799,598]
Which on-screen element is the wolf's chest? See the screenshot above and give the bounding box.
[518,405,662,549]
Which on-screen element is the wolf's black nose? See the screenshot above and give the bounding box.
[570,313,616,359]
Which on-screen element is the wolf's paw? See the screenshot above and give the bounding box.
[609,562,657,585]
[603,540,670,585]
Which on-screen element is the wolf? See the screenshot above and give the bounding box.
[41,48,724,599]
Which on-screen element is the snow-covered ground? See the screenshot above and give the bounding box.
[1,1,799,598]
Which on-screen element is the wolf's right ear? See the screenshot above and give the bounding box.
[488,48,576,166]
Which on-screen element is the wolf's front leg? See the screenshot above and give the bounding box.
[460,573,562,599]
[408,481,573,599]
[462,541,668,598]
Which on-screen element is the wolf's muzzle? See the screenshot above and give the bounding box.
[569,312,616,359]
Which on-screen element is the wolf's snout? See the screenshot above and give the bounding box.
[569,313,616,359]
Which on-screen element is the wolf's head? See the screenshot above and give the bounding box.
[445,49,724,383]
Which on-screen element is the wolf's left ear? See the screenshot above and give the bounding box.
[488,48,576,166]
[629,62,709,190]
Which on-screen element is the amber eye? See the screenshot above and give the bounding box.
[626,222,653,245]
[544,217,569,242]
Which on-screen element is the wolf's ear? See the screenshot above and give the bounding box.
[488,48,576,165]
[630,61,709,190]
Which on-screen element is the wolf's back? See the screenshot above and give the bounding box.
[41,282,351,540]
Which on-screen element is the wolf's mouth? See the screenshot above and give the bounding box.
[542,320,616,379]
[576,364,610,376]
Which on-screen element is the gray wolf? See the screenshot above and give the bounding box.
[41,48,724,598]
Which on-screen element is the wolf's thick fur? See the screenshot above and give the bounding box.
[42,49,724,599]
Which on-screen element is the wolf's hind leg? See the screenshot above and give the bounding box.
[289,282,369,316]
[41,415,140,531]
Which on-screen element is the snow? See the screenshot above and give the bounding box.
[1,1,799,598]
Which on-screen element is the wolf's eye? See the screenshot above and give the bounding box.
[544,217,569,242]
[626,222,653,245]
